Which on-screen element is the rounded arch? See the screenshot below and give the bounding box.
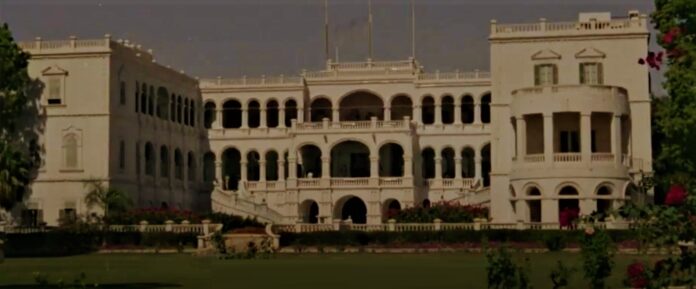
[328,138,375,156]
[338,90,384,121]
[284,98,298,127]
[330,140,370,177]
[421,95,435,124]
[334,195,367,224]
[523,183,543,197]
[298,144,322,178]
[222,99,242,128]
[299,199,320,224]
[156,87,170,120]
[480,143,491,187]
[310,97,332,122]
[421,147,436,179]
[222,148,242,190]
[480,92,491,124]
[265,150,279,181]
[160,146,170,178]
[382,198,402,221]
[202,151,216,183]
[461,94,475,124]
[204,101,216,129]
[441,147,456,179]
[441,95,455,124]
[379,143,404,177]
[461,146,475,178]
[174,149,183,180]
[176,95,183,124]
[246,150,261,181]
[390,94,413,121]
[144,142,155,176]
[248,100,261,128]
[556,183,582,197]
[187,151,196,181]
[596,184,614,219]
[266,99,279,128]
[595,183,615,196]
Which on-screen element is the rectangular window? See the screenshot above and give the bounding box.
[48,77,62,105]
[119,140,126,170]
[120,81,127,105]
[534,64,557,86]
[580,63,603,85]
[59,208,77,223]
[21,209,43,227]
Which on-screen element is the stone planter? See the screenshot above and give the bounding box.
[220,224,279,253]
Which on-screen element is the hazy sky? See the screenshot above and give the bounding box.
[1,0,657,81]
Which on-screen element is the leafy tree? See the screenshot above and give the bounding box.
[0,23,40,212]
[651,0,696,192]
[83,180,132,219]
[580,227,616,289]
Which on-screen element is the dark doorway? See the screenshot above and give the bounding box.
[341,197,367,224]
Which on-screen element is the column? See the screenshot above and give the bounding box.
[454,157,463,179]
[611,114,622,167]
[541,199,559,223]
[278,159,286,181]
[332,108,340,123]
[413,105,422,124]
[516,116,526,158]
[215,109,223,129]
[321,156,330,179]
[288,157,297,180]
[434,103,442,125]
[259,160,266,182]
[240,161,248,182]
[580,113,592,164]
[241,108,248,129]
[370,156,379,178]
[434,157,443,180]
[259,108,267,128]
[543,113,553,165]
[297,107,304,123]
[580,199,596,216]
[474,156,482,181]
[215,161,223,189]
[384,106,391,121]
[403,155,413,177]
[473,102,481,125]
[278,107,286,128]
[454,98,462,125]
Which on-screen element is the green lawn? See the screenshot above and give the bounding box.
[0,252,650,289]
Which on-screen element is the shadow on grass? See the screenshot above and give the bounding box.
[0,283,181,288]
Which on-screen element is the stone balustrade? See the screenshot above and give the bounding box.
[0,221,223,235]
[291,118,411,133]
[490,15,648,38]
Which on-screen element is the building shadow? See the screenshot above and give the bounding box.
[0,282,181,289]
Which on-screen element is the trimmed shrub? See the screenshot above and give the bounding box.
[395,202,489,223]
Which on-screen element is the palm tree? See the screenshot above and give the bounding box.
[0,142,31,211]
[83,180,132,219]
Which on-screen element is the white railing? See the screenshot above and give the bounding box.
[524,154,545,163]
[330,178,370,187]
[554,153,582,163]
[492,17,647,37]
[1,222,223,235]
[293,118,410,132]
[591,153,615,162]
[379,177,404,186]
[200,75,304,88]
[297,178,321,188]
[273,220,633,233]
[417,70,491,81]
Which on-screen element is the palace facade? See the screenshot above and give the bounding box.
[12,11,652,226]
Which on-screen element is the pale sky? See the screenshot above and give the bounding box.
[0,0,660,91]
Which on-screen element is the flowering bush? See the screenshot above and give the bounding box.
[393,201,488,223]
[580,226,616,289]
[559,207,580,229]
[625,262,649,289]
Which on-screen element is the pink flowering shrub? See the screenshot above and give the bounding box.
[394,201,488,223]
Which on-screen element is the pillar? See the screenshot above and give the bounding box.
[543,113,553,165]
[278,107,286,128]
[434,157,443,180]
[581,113,592,164]
[541,199,558,223]
[332,108,339,123]
[215,109,223,129]
[240,161,248,181]
[454,99,462,125]
[215,161,223,189]
[454,157,463,179]
[259,108,267,128]
[404,155,413,177]
[297,107,304,123]
[321,156,330,179]
[413,105,422,124]
[278,159,285,181]
[474,156,482,181]
[259,160,266,182]
[288,157,297,180]
[384,106,391,121]
[241,108,248,129]
[370,156,379,178]
[516,116,526,158]
[473,102,481,125]
[434,104,442,125]
[580,199,596,216]
[611,114,622,167]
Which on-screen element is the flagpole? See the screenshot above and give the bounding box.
[411,0,416,59]
[368,0,373,60]
[324,0,330,62]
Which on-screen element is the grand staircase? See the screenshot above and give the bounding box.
[210,185,284,224]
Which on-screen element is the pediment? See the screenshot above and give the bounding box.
[41,65,68,76]
[575,47,606,59]
[531,49,561,60]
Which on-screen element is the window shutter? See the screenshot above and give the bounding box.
[597,63,604,85]
[534,65,541,86]
[579,63,585,84]
[552,64,559,84]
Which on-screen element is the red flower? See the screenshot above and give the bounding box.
[662,27,681,45]
[665,184,687,206]
[627,262,648,288]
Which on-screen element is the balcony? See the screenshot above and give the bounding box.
[511,85,629,117]
[426,178,477,189]
[291,118,411,134]
[490,14,648,40]
[517,153,622,167]
[243,177,411,191]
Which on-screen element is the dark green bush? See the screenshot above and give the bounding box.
[394,202,489,222]
[544,234,567,251]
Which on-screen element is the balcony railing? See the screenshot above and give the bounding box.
[379,177,405,187]
[554,153,582,163]
[591,153,615,162]
[292,119,410,132]
[491,16,648,38]
[524,154,545,163]
[297,179,321,188]
[330,178,370,187]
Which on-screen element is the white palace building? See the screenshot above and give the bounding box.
[11,10,653,226]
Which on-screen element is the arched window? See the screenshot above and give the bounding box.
[140,83,148,115]
[461,95,474,124]
[183,99,190,126]
[265,151,279,181]
[331,141,370,177]
[203,152,215,183]
[135,81,140,113]
[174,149,183,180]
[391,94,413,120]
[379,143,404,177]
[248,101,260,128]
[223,100,242,128]
[441,147,455,178]
[247,151,261,181]
[160,146,170,178]
[135,142,141,175]
[481,144,491,186]
[481,93,491,124]
[170,94,176,122]
[421,148,435,179]
[177,96,183,124]
[422,96,435,124]
[62,133,80,169]
[157,87,169,120]
[310,98,332,122]
[148,86,155,116]
[145,143,155,176]
[285,99,298,127]
[266,100,279,128]
[187,152,196,181]
[190,101,196,127]
[441,95,454,124]
[204,102,216,129]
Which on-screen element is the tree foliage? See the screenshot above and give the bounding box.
[83,180,132,219]
[0,23,39,211]
[651,0,696,192]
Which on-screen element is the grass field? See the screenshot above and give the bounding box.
[0,252,650,289]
